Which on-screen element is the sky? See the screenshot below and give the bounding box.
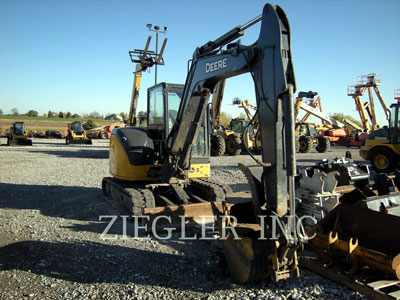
[0,0,399,126]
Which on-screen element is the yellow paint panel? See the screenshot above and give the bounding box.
[109,136,210,181]
[188,163,210,178]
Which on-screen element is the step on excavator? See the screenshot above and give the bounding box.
[102,3,302,282]
[6,122,33,146]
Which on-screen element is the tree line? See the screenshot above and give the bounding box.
[0,108,128,120]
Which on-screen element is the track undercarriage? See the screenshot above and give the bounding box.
[102,177,232,226]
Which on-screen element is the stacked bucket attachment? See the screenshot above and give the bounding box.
[300,159,400,280]
[308,203,400,280]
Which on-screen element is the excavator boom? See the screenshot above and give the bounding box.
[156,4,300,281]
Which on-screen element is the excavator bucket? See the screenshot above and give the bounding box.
[308,203,400,279]
[7,138,33,146]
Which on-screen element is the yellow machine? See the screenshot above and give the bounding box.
[65,121,92,145]
[295,122,330,153]
[103,35,227,215]
[294,91,331,153]
[103,4,302,283]
[360,89,400,173]
[232,98,261,154]
[209,81,242,156]
[6,122,32,146]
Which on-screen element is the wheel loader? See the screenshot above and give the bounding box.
[295,122,330,153]
[6,122,33,146]
[212,118,248,157]
[65,121,92,145]
[360,100,400,173]
[103,3,303,283]
[209,81,243,156]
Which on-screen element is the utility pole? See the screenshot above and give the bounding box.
[146,24,168,85]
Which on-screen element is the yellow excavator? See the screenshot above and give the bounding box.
[103,3,301,282]
[6,122,33,146]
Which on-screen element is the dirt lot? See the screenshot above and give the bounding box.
[0,139,367,300]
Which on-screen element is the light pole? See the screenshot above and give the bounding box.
[146,24,167,85]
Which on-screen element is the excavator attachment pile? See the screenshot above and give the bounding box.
[308,204,400,279]
[297,156,400,280]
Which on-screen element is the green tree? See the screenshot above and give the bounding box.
[330,113,362,129]
[10,108,19,116]
[89,111,101,119]
[220,112,232,128]
[136,111,147,126]
[58,111,64,118]
[237,112,247,120]
[72,113,80,118]
[84,119,96,130]
[48,110,54,118]
[120,112,127,120]
[66,111,72,119]
[27,109,38,117]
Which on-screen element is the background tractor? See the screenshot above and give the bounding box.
[65,121,92,145]
[295,122,330,153]
[360,90,400,173]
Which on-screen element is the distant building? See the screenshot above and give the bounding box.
[105,114,123,121]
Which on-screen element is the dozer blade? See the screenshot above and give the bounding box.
[308,203,400,279]
[143,202,226,230]
[8,139,33,146]
[66,138,92,145]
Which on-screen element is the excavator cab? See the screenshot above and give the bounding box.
[7,122,33,146]
[389,103,400,143]
[104,81,219,217]
[108,82,210,183]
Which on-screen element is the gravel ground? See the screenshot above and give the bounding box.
[0,138,367,300]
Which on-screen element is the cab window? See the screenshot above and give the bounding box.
[167,87,182,132]
[148,85,164,125]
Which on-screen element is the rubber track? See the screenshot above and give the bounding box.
[102,177,155,215]
[103,177,232,215]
